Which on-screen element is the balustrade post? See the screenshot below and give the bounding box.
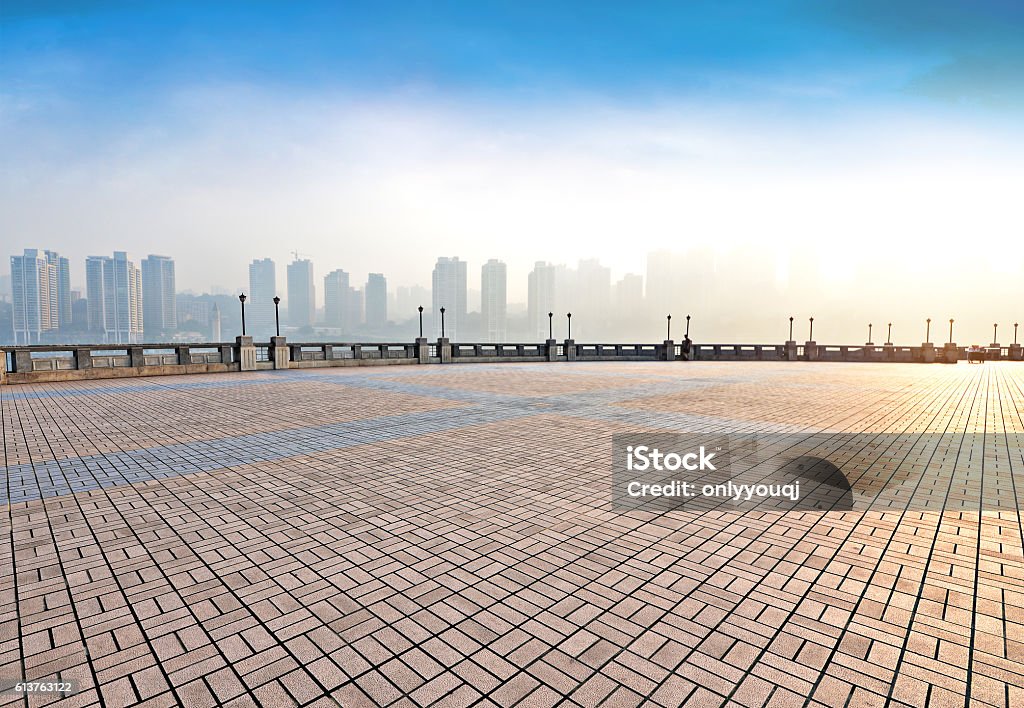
[74,348,93,371]
[129,346,144,368]
[236,335,256,371]
[416,337,430,364]
[271,336,289,369]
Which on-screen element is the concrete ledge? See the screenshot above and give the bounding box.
[5,362,239,384]
[575,355,661,362]
[289,358,419,368]
[451,356,552,364]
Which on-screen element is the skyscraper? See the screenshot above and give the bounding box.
[395,285,430,323]
[210,303,222,341]
[431,257,467,339]
[574,258,611,340]
[365,273,387,330]
[10,249,56,343]
[248,258,277,338]
[141,255,176,339]
[85,251,143,343]
[44,250,71,331]
[346,287,364,332]
[645,250,682,317]
[323,269,350,331]
[614,273,644,317]
[481,259,507,342]
[528,261,557,339]
[287,258,315,329]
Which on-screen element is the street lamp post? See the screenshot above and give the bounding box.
[887,323,892,346]
[548,312,553,340]
[667,314,672,340]
[809,317,814,341]
[440,307,446,339]
[867,323,872,344]
[994,323,999,344]
[238,293,247,336]
[949,319,954,344]
[273,296,281,336]
[1015,323,1019,345]
[685,315,691,339]
[788,316,793,341]
[567,313,572,340]
[418,306,424,338]
[926,318,931,344]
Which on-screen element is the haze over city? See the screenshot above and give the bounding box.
[2,1,1022,344]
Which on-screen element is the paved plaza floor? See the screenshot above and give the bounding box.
[2,361,1023,707]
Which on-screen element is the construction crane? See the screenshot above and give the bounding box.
[290,250,311,261]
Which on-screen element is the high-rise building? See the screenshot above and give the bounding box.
[85,251,143,343]
[365,273,387,329]
[70,295,89,334]
[210,303,222,341]
[394,285,430,322]
[10,249,57,343]
[85,257,104,337]
[646,250,682,316]
[481,259,507,342]
[431,257,467,339]
[346,287,364,332]
[574,258,611,340]
[323,269,350,331]
[141,255,176,339]
[0,301,14,345]
[44,250,71,331]
[176,295,213,326]
[528,261,557,339]
[248,258,277,338]
[615,273,644,317]
[287,259,315,329]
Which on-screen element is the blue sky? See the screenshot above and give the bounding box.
[5,1,1023,123]
[1,1,1022,340]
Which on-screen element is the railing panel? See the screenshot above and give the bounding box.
[28,350,75,371]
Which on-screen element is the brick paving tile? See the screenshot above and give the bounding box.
[3,362,1024,706]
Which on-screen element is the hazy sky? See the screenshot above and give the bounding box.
[2,1,1022,337]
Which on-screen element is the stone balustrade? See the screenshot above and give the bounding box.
[1,337,1020,384]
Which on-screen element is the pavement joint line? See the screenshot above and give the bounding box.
[2,362,1023,706]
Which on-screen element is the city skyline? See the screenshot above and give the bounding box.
[2,2,1021,324]
[3,245,1020,346]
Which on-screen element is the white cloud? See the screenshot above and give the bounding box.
[1,85,1021,342]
